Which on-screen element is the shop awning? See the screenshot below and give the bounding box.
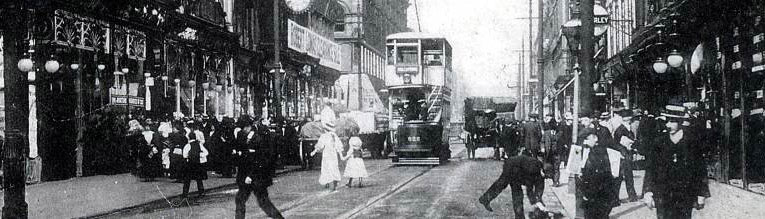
[549,71,581,100]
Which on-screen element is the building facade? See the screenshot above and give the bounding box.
[333,0,409,112]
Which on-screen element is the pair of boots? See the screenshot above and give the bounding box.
[346,178,364,188]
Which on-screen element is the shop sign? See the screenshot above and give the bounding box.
[287,19,342,70]
[110,95,145,106]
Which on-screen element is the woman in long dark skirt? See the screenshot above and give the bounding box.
[126,120,145,176]
[169,121,188,181]
[137,121,164,181]
[181,132,209,199]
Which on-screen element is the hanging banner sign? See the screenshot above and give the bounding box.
[287,19,342,70]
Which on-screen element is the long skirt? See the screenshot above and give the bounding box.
[138,155,163,179]
[343,158,368,178]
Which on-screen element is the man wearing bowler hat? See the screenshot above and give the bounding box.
[234,116,284,219]
[642,104,710,219]
[612,109,639,202]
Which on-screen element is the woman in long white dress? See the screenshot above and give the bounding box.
[310,107,345,191]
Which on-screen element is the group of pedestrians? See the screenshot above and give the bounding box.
[479,102,712,219]
[122,115,287,218]
[126,117,213,198]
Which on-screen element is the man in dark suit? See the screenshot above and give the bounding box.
[234,117,284,219]
[552,113,574,186]
[577,127,619,219]
[612,110,639,202]
[479,150,546,218]
[522,114,543,158]
[643,105,710,219]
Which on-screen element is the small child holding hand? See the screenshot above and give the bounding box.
[343,136,369,187]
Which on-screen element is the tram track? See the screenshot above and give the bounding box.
[267,164,398,215]
[253,162,437,218]
[265,163,437,219]
[336,165,435,219]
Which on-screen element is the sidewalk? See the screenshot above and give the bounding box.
[0,166,301,219]
[550,168,765,218]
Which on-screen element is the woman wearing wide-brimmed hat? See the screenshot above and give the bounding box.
[310,107,346,191]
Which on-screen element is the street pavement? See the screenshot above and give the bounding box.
[0,167,301,219]
[6,140,763,219]
[102,142,565,219]
[551,166,765,218]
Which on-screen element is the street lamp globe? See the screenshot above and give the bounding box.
[188,80,196,87]
[121,67,130,74]
[161,75,169,81]
[667,49,684,68]
[45,59,60,73]
[202,82,210,90]
[70,63,80,70]
[17,58,34,72]
[97,64,106,71]
[653,57,668,74]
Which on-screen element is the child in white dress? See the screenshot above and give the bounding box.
[343,136,369,187]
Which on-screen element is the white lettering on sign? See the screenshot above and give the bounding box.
[287,19,342,70]
[407,136,420,142]
[396,66,418,73]
[111,95,145,105]
[594,16,610,24]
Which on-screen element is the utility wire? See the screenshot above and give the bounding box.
[414,0,422,32]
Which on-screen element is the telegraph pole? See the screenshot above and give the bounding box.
[521,40,526,119]
[273,0,282,118]
[357,1,363,111]
[537,0,545,117]
[580,0,595,116]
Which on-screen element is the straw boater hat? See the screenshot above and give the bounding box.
[661,104,691,120]
[599,111,611,120]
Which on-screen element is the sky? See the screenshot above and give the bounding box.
[406,0,537,98]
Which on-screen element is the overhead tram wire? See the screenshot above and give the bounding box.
[414,0,422,32]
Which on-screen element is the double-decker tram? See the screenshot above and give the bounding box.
[385,32,453,165]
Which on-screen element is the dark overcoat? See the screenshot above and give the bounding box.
[643,129,711,209]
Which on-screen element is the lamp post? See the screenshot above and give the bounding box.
[202,82,209,115]
[122,67,130,117]
[174,78,181,116]
[5,5,34,214]
[189,79,196,117]
[216,83,223,117]
[144,73,152,112]
[97,64,106,105]
[607,76,614,115]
